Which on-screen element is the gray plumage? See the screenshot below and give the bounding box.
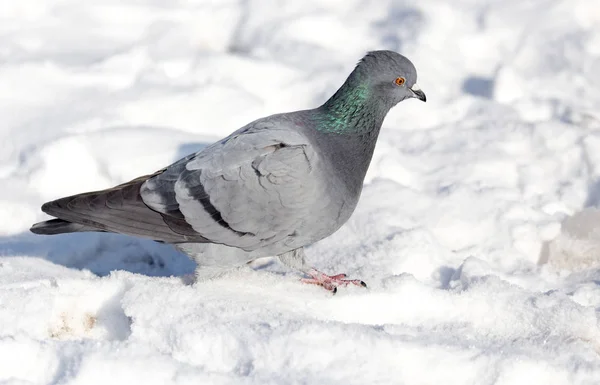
[31,50,425,280]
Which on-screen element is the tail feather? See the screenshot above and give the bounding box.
[30,218,103,235]
[31,174,208,243]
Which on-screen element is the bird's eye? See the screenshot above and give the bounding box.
[395,77,406,86]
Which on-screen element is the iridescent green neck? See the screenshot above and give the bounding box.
[316,73,388,135]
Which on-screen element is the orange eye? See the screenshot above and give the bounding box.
[395,77,406,86]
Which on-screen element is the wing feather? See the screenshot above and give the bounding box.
[141,121,322,250]
[41,173,208,243]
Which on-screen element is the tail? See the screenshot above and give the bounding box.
[29,173,208,243]
[30,218,104,235]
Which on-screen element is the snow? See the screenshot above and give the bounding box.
[1,0,600,383]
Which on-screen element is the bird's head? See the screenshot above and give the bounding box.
[355,50,426,106]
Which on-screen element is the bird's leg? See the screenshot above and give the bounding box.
[278,248,367,293]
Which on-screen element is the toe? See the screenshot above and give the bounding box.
[329,273,348,280]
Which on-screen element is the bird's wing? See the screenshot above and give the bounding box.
[141,119,326,250]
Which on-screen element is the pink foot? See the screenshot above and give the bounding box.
[301,268,367,293]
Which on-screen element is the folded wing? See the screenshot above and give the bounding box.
[141,121,324,250]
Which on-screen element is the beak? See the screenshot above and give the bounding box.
[410,84,426,102]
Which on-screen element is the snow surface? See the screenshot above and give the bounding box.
[2,0,600,384]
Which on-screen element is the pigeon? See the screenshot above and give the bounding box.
[30,50,426,292]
